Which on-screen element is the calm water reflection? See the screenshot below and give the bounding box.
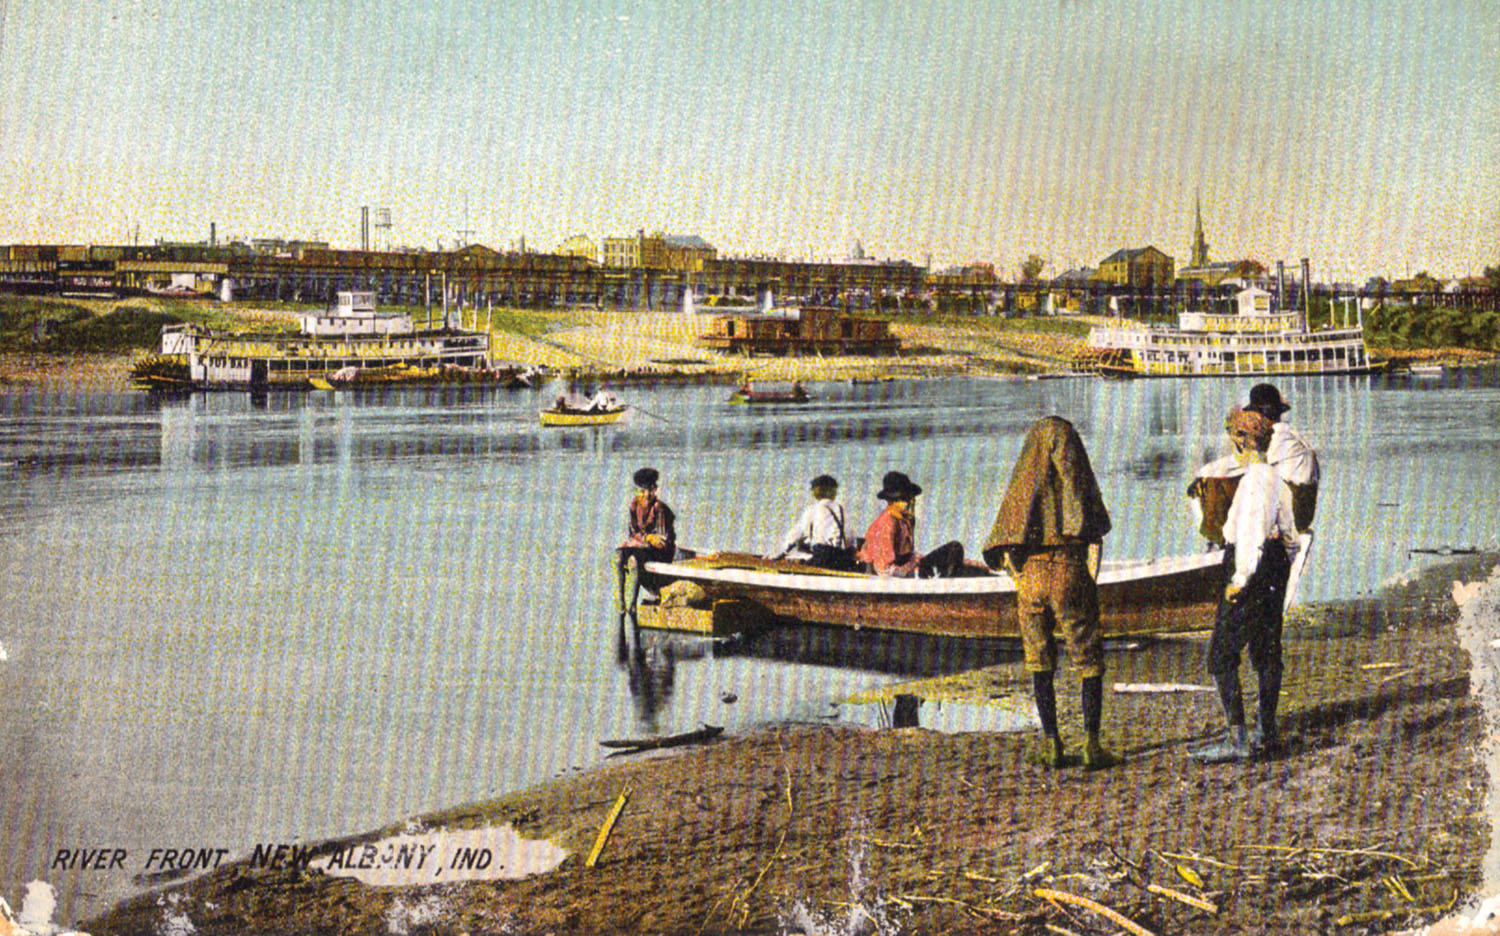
[2,370,1499,920]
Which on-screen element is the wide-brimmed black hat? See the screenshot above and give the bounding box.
[632,467,660,489]
[1248,383,1290,418]
[876,471,922,501]
[810,474,839,490]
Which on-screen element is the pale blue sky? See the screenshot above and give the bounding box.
[1,0,1495,279]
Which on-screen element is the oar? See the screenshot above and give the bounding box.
[630,406,672,424]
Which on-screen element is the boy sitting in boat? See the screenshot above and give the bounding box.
[856,472,965,578]
[765,474,858,571]
[616,467,677,613]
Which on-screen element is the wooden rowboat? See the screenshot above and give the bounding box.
[539,406,628,427]
[637,534,1313,639]
[728,386,809,405]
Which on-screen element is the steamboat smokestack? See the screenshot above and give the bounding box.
[1300,257,1312,330]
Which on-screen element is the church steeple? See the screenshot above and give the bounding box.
[1191,188,1211,267]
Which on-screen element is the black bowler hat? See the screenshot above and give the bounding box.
[876,471,922,501]
[810,474,838,490]
[1248,383,1290,418]
[633,467,660,488]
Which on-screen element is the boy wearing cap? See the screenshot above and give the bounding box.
[856,471,965,578]
[767,475,857,570]
[1190,408,1298,763]
[616,467,677,613]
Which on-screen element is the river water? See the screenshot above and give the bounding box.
[2,371,1498,922]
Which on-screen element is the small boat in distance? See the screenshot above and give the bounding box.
[728,381,810,405]
[1408,362,1444,378]
[539,406,628,427]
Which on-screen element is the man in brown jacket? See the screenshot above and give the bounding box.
[983,416,1119,770]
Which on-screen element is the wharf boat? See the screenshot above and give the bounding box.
[539,406,628,427]
[632,534,1313,639]
[728,383,810,405]
[148,291,496,390]
[1081,286,1382,378]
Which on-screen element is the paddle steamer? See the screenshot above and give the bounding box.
[1083,285,1381,378]
[147,292,497,390]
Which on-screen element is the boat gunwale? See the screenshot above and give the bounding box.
[644,548,1224,597]
[539,406,629,426]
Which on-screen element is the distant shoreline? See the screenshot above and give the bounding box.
[1,298,1497,391]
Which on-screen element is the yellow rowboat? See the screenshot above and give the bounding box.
[539,407,629,427]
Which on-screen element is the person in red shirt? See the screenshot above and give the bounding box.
[856,471,964,578]
[616,467,677,613]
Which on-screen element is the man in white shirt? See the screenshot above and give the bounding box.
[587,388,621,412]
[1191,407,1298,764]
[1248,383,1320,531]
[767,475,856,570]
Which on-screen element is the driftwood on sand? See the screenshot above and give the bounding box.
[598,723,724,753]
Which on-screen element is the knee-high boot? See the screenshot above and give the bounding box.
[1254,665,1282,749]
[1190,671,1250,762]
[1081,675,1120,771]
[1028,671,1065,767]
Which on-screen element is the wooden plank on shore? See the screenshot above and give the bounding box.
[584,788,629,868]
[599,724,724,752]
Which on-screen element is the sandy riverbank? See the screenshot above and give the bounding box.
[82,552,1499,936]
[0,352,140,392]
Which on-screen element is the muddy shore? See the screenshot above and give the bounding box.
[80,553,1498,936]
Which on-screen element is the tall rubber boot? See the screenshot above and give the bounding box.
[1190,671,1251,762]
[1029,671,1066,767]
[1252,665,1283,752]
[1080,675,1121,771]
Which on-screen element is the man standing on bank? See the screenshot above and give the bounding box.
[1245,382,1320,533]
[982,416,1119,770]
[1190,408,1298,763]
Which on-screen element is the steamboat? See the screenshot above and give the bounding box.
[1083,284,1382,379]
[139,292,503,390]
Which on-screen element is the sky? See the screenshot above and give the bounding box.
[0,0,1495,281]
